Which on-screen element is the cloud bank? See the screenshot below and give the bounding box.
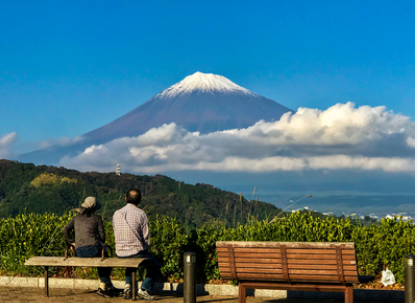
[56,102,414,174]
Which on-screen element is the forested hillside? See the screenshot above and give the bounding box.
[0,160,280,227]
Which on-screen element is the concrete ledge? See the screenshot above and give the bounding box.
[288,289,404,302]
[39,277,74,289]
[0,276,404,301]
[73,278,99,290]
[0,277,38,288]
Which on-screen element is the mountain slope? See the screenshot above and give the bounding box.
[0,159,280,227]
[21,72,293,164]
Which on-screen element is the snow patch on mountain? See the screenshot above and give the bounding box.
[155,71,257,98]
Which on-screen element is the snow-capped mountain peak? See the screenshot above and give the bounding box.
[156,71,257,98]
[21,71,293,164]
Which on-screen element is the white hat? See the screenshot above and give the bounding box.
[81,196,101,210]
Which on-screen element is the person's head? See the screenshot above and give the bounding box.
[125,188,141,206]
[80,196,101,217]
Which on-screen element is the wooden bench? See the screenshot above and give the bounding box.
[216,241,362,303]
[25,245,149,300]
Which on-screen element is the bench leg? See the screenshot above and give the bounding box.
[238,283,246,303]
[131,269,136,301]
[345,285,353,303]
[44,266,49,298]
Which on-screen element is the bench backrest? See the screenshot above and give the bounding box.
[216,241,359,284]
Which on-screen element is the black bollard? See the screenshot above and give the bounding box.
[184,252,196,303]
[405,254,415,303]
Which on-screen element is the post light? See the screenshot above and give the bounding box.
[184,252,196,303]
[405,254,415,303]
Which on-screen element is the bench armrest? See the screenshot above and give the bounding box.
[101,244,113,261]
[64,245,76,260]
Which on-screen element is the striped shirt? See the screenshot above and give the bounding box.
[113,203,150,257]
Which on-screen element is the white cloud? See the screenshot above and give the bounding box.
[0,132,17,159]
[58,103,415,174]
[406,137,415,147]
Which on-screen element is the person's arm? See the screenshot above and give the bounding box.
[97,216,106,243]
[142,215,150,247]
[62,219,75,244]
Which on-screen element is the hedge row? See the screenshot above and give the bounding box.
[0,212,414,283]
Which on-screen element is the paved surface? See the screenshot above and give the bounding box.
[0,287,398,303]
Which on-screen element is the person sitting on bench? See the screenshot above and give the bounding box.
[63,196,120,298]
[113,188,160,300]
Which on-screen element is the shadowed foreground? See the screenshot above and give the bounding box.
[0,287,399,303]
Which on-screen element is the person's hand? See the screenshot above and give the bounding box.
[71,243,75,251]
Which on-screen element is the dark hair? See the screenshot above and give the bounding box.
[126,188,142,205]
[81,207,95,217]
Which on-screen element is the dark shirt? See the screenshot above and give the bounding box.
[62,214,105,249]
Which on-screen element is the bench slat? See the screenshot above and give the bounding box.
[287,259,356,265]
[287,269,358,277]
[344,271,358,277]
[290,274,359,282]
[220,259,357,265]
[219,267,283,274]
[218,257,281,263]
[287,253,356,260]
[286,249,355,255]
[217,248,281,253]
[25,257,147,268]
[217,241,355,249]
[289,269,339,275]
[221,275,285,282]
[343,265,357,270]
[288,264,338,270]
[218,252,282,258]
[219,275,359,284]
[287,254,336,260]
[225,266,358,272]
[286,264,357,271]
[219,263,283,269]
[237,273,284,279]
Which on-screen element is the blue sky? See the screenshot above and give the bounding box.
[0,0,414,144]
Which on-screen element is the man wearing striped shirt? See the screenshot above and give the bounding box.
[113,188,159,300]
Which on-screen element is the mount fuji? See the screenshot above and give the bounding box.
[21,72,293,164]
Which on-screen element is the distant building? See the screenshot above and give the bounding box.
[116,163,121,176]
